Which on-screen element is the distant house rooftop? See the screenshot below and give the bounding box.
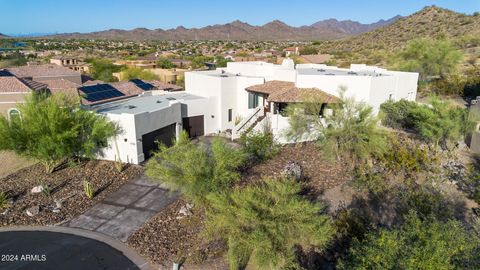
[0,70,47,93]
[7,64,80,78]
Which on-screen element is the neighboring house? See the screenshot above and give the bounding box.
[0,69,47,117]
[7,64,83,85]
[283,46,301,56]
[170,59,191,68]
[50,56,90,73]
[297,54,333,64]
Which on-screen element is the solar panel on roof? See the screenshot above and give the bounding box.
[79,84,125,103]
[129,79,155,91]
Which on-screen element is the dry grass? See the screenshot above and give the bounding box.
[0,151,36,179]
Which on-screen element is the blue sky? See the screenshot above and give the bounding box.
[1,0,479,35]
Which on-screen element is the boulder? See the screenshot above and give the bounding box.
[282,161,303,180]
[26,205,39,217]
[31,185,44,194]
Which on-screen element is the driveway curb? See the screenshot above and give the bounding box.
[0,226,156,270]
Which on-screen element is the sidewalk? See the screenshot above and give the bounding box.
[67,175,178,242]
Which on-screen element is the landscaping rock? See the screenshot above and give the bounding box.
[282,161,303,180]
[26,205,40,217]
[54,199,63,209]
[178,203,194,217]
[31,185,44,194]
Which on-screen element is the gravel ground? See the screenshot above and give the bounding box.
[127,199,226,269]
[0,160,143,226]
[242,142,351,197]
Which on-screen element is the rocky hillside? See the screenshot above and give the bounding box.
[318,6,480,53]
[42,16,400,41]
[0,33,9,39]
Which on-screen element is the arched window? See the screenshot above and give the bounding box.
[8,108,21,122]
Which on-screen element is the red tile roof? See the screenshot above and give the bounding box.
[0,76,47,93]
[246,80,340,104]
[7,64,80,78]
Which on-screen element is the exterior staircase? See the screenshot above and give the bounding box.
[232,106,263,140]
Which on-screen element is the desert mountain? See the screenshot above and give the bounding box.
[319,6,480,52]
[42,16,401,41]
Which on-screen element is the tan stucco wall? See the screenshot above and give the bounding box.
[0,92,29,115]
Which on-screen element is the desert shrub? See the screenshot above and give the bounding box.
[463,68,480,98]
[120,67,159,81]
[0,94,117,173]
[393,38,463,81]
[156,56,175,69]
[381,136,431,174]
[457,168,480,204]
[146,131,246,205]
[86,58,123,82]
[380,99,418,129]
[239,131,279,162]
[299,46,319,55]
[0,192,10,210]
[352,166,388,195]
[83,178,94,199]
[430,74,467,96]
[339,212,480,270]
[205,178,334,270]
[409,97,471,146]
[380,98,472,147]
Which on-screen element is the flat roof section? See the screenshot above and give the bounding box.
[96,92,206,115]
[296,67,390,77]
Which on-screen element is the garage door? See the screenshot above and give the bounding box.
[142,123,176,159]
[182,115,204,138]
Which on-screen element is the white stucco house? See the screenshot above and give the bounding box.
[92,60,418,164]
[184,60,419,143]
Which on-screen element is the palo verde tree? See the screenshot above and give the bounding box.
[393,38,463,82]
[0,93,117,173]
[146,131,246,205]
[339,211,480,270]
[286,87,388,165]
[204,178,334,270]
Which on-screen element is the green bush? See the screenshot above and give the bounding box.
[146,132,246,205]
[457,168,480,204]
[380,99,418,129]
[121,67,159,81]
[0,94,117,173]
[380,98,472,147]
[156,57,175,69]
[86,58,123,82]
[393,38,463,81]
[0,192,10,210]
[239,131,279,162]
[381,136,431,174]
[205,178,334,270]
[339,212,480,270]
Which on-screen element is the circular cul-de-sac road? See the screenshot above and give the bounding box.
[0,230,143,270]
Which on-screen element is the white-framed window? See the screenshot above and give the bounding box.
[7,108,21,122]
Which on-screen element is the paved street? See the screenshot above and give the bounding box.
[68,175,178,242]
[0,231,140,270]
